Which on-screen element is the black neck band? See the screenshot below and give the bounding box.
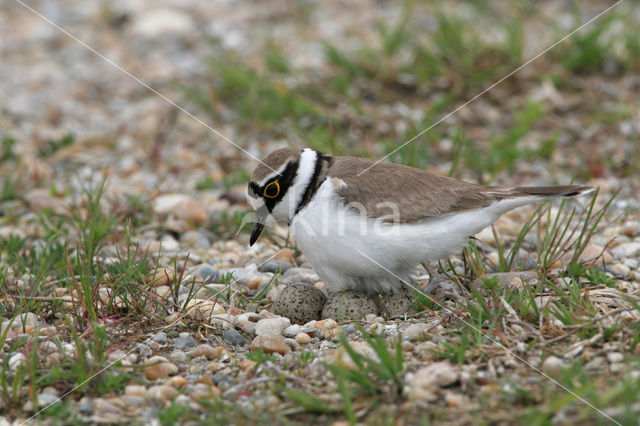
[295,151,332,215]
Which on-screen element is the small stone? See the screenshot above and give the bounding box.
[9,353,26,371]
[36,393,59,407]
[181,231,210,249]
[153,194,206,225]
[185,299,225,320]
[153,332,168,344]
[255,317,291,337]
[191,264,220,283]
[76,398,94,415]
[274,282,327,324]
[173,336,199,350]
[93,399,121,415]
[322,291,379,321]
[295,333,311,345]
[282,268,319,284]
[473,271,538,289]
[584,357,605,371]
[165,376,186,389]
[222,329,245,346]
[284,338,298,351]
[445,393,465,408]
[404,323,429,341]
[125,385,147,396]
[611,242,640,259]
[148,268,176,287]
[168,349,187,363]
[283,324,302,338]
[274,248,294,263]
[250,336,291,355]
[542,356,565,373]
[25,189,67,215]
[609,263,631,278]
[245,274,270,291]
[143,356,179,380]
[190,382,221,399]
[241,359,257,370]
[137,344,152,359]
[607,352,624,363]
[409,362,459,401]
[577,244,614,265]
[146,385,178,402]
[189,344,223,360]
[258,260,293,274]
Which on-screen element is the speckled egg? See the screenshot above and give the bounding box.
[273,282,327,324]
[379,286,415,318]
[322,291,379,321]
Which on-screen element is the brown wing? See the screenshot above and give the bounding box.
[329,157,497,223]
[329,157,593,223]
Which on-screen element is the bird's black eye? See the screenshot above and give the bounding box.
[263,181,280,198]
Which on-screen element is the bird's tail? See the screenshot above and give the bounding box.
[508,185,595,198]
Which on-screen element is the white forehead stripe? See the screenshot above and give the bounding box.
[257,161,288,186]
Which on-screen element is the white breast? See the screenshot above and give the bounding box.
[291,178,541,293]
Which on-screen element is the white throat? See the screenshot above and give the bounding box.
[271,148,318,224]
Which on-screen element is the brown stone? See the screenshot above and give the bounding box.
[189,344,224,360]
[250,335,291,355]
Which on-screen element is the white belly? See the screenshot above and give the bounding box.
[291,178,535,294]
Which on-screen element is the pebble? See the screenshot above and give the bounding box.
[222,329,245,346]
[611,241,640,258]
[273,282,327,324]
[146,385,178,402]
[245,274,270,290]
[322,291,379,321]
[189,344,224,360]
[184,299,225,320]
[258,260,293,274]
[153,332,168,344]
[143,356,179,380]
[408,362,459,402]
[173,336,199,350]
[584,357,605,371]
[168,349,188,363]
[255,317,291,337]
[284,338,298,351]
[36,393,59,407]
[295,333,311,345]
[404,323,429,341]
[607,352,624,363]
[282,268,320,284]
[542,356,565,373]
[125,385,146,396]
[274,248,294,263]
[609,263,631,278]
[25,189,67,215]
[9,353,26,371]
[250,336,292,355]
[283,324,302,338]
[473,271,537,289]
[148,268,176,287]
[181,231,210,249]
[577,244,614,265]
[191,264,220,283]
[76,398,94,415]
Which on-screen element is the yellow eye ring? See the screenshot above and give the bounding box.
[263,181,280,198]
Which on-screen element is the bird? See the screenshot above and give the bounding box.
[247,147,594,295]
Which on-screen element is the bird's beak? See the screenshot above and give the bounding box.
[249,222,265,246]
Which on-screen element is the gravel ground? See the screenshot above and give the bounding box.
[1,0,640,425]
